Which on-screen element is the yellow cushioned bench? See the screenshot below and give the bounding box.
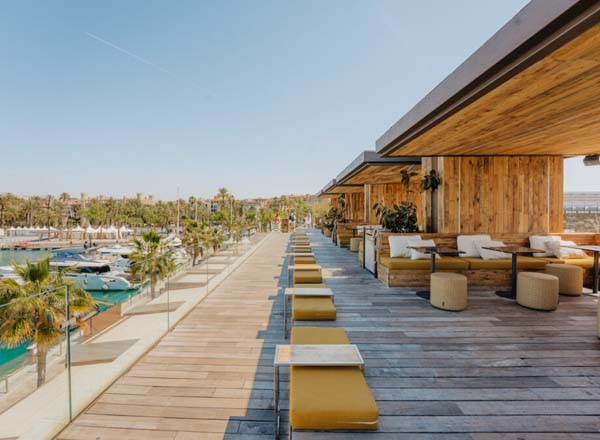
[292,296,336,321]
[288,327,379,432]
[292,247,312,253]
[379,256,469,270]
[293,270,323,285]
[293,255,316,265]
[290,327,349,344]
[463,256,549,270]
[549,256,596,269]
[290,367,379,431]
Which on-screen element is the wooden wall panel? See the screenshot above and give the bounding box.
[346,192,365,222]
[432,156,563,233]
[328,192,365,222]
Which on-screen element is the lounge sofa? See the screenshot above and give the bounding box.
[376,232,599,287]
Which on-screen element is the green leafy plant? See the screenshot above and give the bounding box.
[373,201,419,233]
[130,231,176,298]
[373,165,420,233]
[337,194,348,224]
[323,207,338,231]
[400,168,419,186]
[420,169,441,193]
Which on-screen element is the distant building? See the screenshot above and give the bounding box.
[564,192,600,214]
[204,198,221,214]
[242,199,264,213]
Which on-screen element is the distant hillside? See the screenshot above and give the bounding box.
[564,213,600,233]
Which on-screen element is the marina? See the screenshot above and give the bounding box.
[1,0,600,439]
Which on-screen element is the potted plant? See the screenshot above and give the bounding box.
[372,201,419,233]
[373,167,441,233]
[323,207,337,237]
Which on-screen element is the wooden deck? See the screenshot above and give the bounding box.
[57,230,600,439]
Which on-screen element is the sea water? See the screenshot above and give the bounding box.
[0,249,52,267]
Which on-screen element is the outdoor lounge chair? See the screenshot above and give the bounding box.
[292,296,336,321]
[292,255,316,265]
[286,327,379,436]
[293,270,322,285]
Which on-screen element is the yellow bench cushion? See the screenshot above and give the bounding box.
[293,247,312,253]
[294,270,323,285]
[463,256,548,270]
[292,296,336,321]
[290,327,349,344]
[559,256,596,269]
[379,256,468,270]
[290,366,379,430]
[293,256,316,265]
[543,258,565,264]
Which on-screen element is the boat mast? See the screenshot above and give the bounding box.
[176,186,180,237]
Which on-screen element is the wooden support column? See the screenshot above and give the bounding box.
[431,156,563,234]
[364,184,371,224]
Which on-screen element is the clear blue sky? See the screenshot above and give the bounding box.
[0,0,597,199]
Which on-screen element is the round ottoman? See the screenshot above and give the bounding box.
[350,237,361,252]
[545,264,583,296]
[430,273,468,311]
[516,272,559,311]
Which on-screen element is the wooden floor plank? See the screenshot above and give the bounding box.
[57,230,600,439]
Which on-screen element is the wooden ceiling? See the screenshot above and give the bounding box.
[344,164,420,185]
[388,21,600,156]
[327,185,364,194]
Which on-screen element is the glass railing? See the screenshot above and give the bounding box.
[0,229,259,439]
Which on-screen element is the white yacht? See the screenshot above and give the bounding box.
[50,260,133,291]
[51,248,134,291]
[96,244,135,269]
[165,235,189,266]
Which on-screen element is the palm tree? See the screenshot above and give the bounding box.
[129,231,175,298]
[203,227,225,252]
[0,258,95,386]
[182,221,205,265]
[217,187,229,214]
[218,188,229,204]
[188,196,197,221]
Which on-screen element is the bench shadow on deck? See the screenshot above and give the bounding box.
[229,230,600,439]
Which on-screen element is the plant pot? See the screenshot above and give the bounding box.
[324,228,332,237]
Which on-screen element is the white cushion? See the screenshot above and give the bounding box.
[389,235,421,258]
[409,239,437,260]
[457,235,491,257]
[529,235,560,257]
[545,240,588,259]
[475,240,510,260]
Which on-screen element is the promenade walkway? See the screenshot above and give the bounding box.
[58,232,288,439]
[58,230,600,439]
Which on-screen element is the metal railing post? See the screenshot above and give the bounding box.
[65,285,73,422]
[166,272,170,330]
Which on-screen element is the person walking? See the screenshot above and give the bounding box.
[289,212,296,232]
[273,214,281,232]
[304,212,312,228]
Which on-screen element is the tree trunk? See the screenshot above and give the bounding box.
[37,345,47,387]
[150,274,157,298]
